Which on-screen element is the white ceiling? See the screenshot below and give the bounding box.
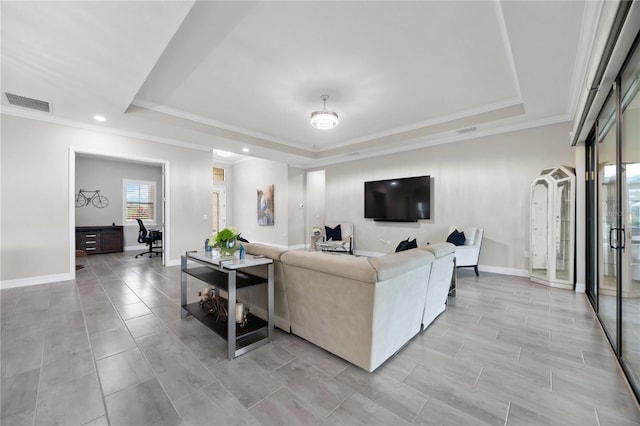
[1,1,599,168]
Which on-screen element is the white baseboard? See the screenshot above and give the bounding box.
[1,272,74,290]
[477,265,529,277]
[165,258,181,267]
[575,282,586,293]
[124,245,152,251]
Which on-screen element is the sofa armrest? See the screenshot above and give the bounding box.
[243,242,288,260]
[368,249,434,281]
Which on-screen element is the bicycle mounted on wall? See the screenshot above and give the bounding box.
[75,189,109,208]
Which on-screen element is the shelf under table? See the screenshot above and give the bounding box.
[183,266,266,290]
[182,300,268,342]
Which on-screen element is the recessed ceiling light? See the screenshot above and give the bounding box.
[216,150,234,158]
[93,115,106,122]
[242,148,250,153]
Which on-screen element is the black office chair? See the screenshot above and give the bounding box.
[135,219,162,258]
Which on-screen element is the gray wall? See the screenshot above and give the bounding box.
[1,114,212,283]
[230,158,290,246]
[315,122,575,275]
[1,113,576,283]
[75,156,163,248]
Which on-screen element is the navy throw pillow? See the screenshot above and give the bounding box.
[325,225,342,241]
[395,238,417,252]
[446,229,466,246]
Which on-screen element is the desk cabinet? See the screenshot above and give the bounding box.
[76,226,124,254]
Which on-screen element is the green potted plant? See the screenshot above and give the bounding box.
[209,227,241,255]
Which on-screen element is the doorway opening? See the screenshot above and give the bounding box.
[69,148,169,276]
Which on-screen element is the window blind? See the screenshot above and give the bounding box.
[125,182,155,221]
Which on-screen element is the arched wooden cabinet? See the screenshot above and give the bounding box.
[530,166,576,289]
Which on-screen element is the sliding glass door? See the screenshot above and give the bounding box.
[586,36,640,399]
[620,43,640,391]
[596,91,619,349]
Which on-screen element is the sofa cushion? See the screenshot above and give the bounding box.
[242,242,288,260]
[395,238,417,252]
[281,251,377,283]
[446,229,466,246]
[369,249,434,281]
[325,224,342,241]
[420,242,455,258]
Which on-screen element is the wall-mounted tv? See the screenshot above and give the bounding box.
[364,175,431,222]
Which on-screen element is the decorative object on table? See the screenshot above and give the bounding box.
[239,244,245,259]
[198,287,228,322]
[257,184,274,226]
[312,227,322,237]
[235,303,250,328]
[204,238,212,252]
[208,227,242,255]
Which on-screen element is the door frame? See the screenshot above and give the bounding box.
[212,185,227,232]
[69,147,170,275]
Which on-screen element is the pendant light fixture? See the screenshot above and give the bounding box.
[310,94,339,129]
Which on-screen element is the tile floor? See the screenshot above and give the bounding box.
[1,252,639,425]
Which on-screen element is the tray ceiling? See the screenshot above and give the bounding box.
[1,1,597,167]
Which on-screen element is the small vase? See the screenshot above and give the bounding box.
[219,238,238,256]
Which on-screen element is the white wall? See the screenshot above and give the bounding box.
[0,114,577,283]
[75,156,163,248]
[315,122,576,274]
[230,158,289,246]
[1,114,213,283]
[287,167,305,247]
[305,170,326,246]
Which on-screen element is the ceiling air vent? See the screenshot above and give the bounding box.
[456,126,477,134]
[5,93,50,112]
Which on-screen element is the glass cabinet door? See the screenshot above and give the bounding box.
[531,179,549,280]
[555,178,572,282]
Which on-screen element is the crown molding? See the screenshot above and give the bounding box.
[3,104,572,170]
[131,99,307,151]
[322,97,524,152]
[299,114,572,169]
[1,106,211,152]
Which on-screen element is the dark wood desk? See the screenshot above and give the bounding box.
[76,226,124,254]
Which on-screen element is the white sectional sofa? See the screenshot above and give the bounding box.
[239,242,454,372]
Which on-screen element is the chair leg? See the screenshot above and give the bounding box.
[135,243,161,259]
[474,265,479,276]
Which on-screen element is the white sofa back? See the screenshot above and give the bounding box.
[281,249,434,372]
[240,243,290,331]
[420,242,455,327]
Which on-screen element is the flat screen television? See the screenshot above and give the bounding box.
[364,175,431,222]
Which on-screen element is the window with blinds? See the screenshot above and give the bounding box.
[124,179,156,222]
